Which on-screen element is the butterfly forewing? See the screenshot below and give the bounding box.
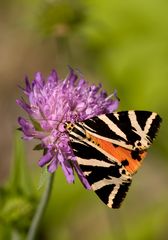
[82,111,162,151]
[66,110,162,208]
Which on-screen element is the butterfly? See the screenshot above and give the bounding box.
[65,111,162,208]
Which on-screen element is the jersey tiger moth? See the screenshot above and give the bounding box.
[65,111,162,208]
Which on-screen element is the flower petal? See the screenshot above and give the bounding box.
[47,157,59,173]
[34,72,45,87]
[57,151,74,183]
[16,99,32,114]
[38,151,53,167]
[24,76,32,94]
[18,117,35,136]
[73,161,91,189]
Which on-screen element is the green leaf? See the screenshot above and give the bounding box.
[9,130,33,196]
[29,116,43,131]
[33,143,43,151]
[0,196,34,228]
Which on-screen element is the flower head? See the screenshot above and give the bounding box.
[17,68,119,188]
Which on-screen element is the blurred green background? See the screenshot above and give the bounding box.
[0,0,167,239]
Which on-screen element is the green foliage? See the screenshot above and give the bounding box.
[37,0,86,36]
[0,132,37,238]
[10,131,33,195]
[0,196,34,230]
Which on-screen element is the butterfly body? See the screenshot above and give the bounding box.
[66,111,162,208]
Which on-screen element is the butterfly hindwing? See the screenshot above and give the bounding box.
[70,136,132,208]
[81,133,147,175]
[66,110,162,208]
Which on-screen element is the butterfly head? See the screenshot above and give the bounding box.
[64,122,75,133]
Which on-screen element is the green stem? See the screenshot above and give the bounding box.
[27,173,55,240]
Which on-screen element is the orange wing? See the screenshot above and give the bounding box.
[87,133,147,175]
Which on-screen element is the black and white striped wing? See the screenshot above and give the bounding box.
[66,110,162,208]
[81,111,162,151]
[70,137,132,208]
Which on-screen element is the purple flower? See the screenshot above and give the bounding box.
[16,68,119,189]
